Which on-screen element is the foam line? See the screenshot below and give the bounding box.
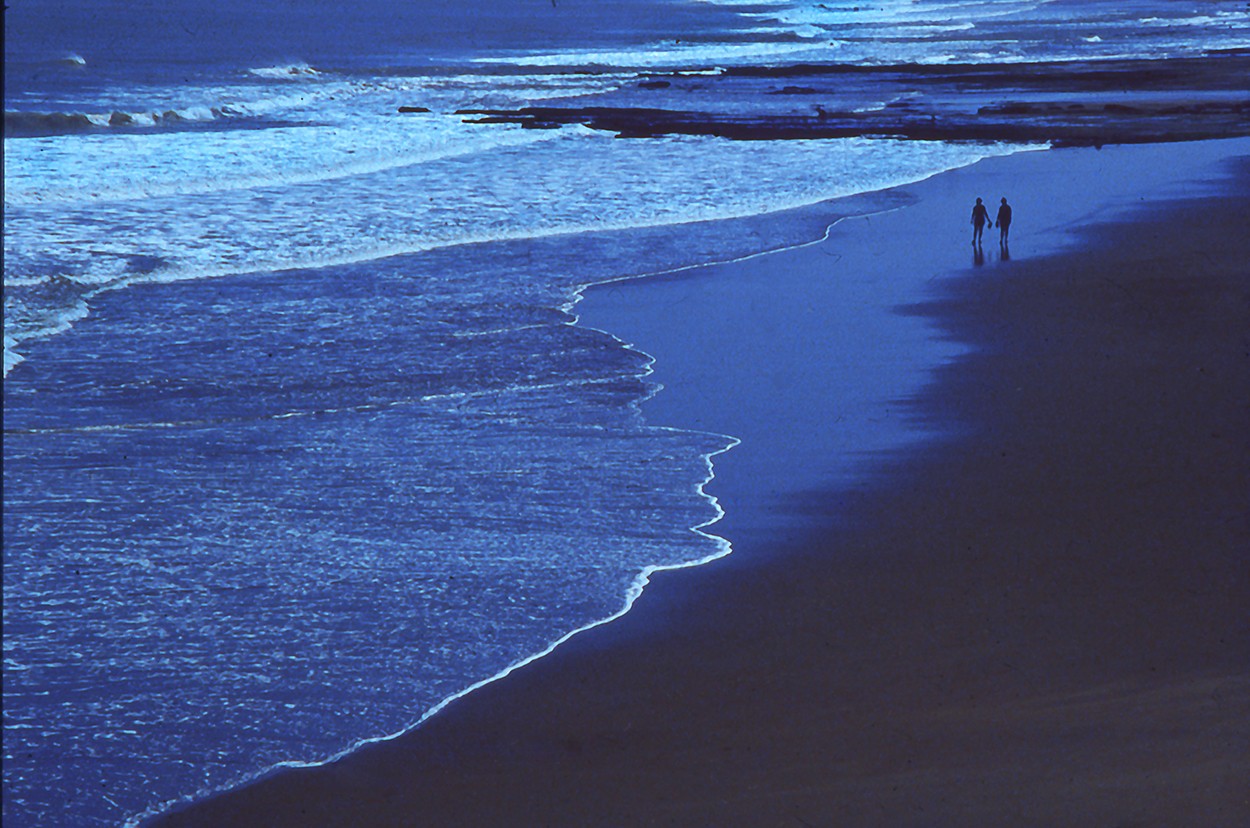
[3,374,638,437]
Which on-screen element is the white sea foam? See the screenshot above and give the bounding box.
[8,132,1029,286]
[3,72,625,206]
[695,0,1249,65]
[247,62,322,79]
[4,131,1030,377]
[693,0,787,6]
[475,39,834,69]
[2,298,89,377]
[3,118,560,206]
[4,337,26,375]
[1138,15,1229,27]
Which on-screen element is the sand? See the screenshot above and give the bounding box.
[149,138,1250,827]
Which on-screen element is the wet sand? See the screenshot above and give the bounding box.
[150,139,1250,827]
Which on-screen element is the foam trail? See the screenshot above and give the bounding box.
[4,375,638,436]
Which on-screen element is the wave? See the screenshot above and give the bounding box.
[474,39,834,70]
[703,0,1250,65]
[1138,14,1232,27]
[4,104,256,138]
[2,295,90,377]
[4,72,340,140]
[247,62,323,80]
[4,118,560,207]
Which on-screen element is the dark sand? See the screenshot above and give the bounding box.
[151,139,1250,826]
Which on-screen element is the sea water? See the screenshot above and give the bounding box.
[4,1,1248,825]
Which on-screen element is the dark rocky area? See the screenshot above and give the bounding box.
[434,53,1250,147]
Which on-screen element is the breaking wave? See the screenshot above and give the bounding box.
[5,104,269,138]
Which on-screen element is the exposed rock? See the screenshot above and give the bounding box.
[452,54,1249,149]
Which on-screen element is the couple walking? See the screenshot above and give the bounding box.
[971,197,1011,246]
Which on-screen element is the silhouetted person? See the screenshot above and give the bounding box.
[995,197,1012,245]
[970,197,989,245]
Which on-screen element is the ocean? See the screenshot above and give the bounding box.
[5,1,1248,825]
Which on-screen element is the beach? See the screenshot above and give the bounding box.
[149,138,1250,826]
[7,2,1250,823]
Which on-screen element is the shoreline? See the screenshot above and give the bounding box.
[150,137,1250,825]
[122,159,915,828]
[123,153,978,828]
[131,147,1025,828]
